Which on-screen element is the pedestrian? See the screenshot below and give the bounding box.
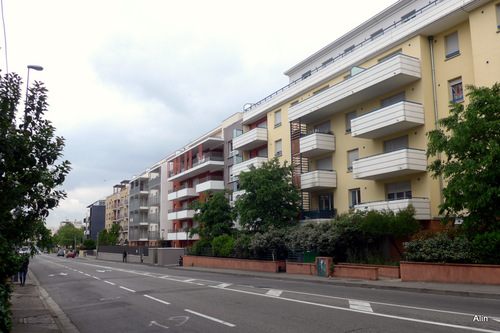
[123,250,127,262]
[20,255,29,286]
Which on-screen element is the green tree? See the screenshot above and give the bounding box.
[82,239,97,250]
[234,158,300,233]
[0,73,70,331]
[54,224,83,248]
[188,190,234,242]
[427,83,500,234]
[358,206,422,258]
[107,223,121,245]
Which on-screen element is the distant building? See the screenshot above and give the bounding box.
[105,180,130,245]
[86,200,106,241]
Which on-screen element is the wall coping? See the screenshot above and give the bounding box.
[401,261,500,268]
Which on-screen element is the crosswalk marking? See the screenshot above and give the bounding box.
[266,289,283,297]
[349,300,373,312]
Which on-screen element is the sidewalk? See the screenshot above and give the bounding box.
[9,257,500,332]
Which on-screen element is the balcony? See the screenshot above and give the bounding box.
[288,54,421,124]
[167,229,200,241]
[128,200,148,212]
[167,208,195,221]
[148,212,160,223]
[355,197,431,220]
[149,176,161,189]
[302,208,336,220]
[352,148,426,180]
[301,170,337,191]
[168,185,197,201]
[149,194,160,206]
[233,127,268,151]
[351,101,424,139]
[233,156,268,177]
[196,176,224,193]
[130,184,148,196]
[299,132,335,158]
[168,152,224,182]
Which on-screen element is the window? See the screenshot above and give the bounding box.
[371,29,384,40]
[257,120,267,128]
[257,147,267,157]
[387,180,412,200]
[445,32,459,58]
[316,156,332,170]
[290,100,299,107]
[347,149,358,171]
[449,78,463,102]
[349,188,361,208]
[319,193,334,210]
[322,58,333,66]
[497,4,500,28]
[384,135,409,152]
[345,110,356,133]
[313,85,329,95]
[302,71,311,79]
[274,110,282,127]
[344,45,355,54]
[401,10,416,23]
[314,120,331,134]
[228,140,233,157]
[381,91,406,107]
[275,139,282,156]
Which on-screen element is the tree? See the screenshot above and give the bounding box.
[82,239,96,250]
[54,224,83,248]
[188,190,234,242]
[0,73,70,331]
[427,83,500,234]
[234,158,301,233]
[96,224,121,246]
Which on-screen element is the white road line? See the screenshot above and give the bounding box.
[119,286,136,293]
[212,286,500,333]
[266,289,283,297]
[144,295,171,305]
[84,273,90,277]
[104,281,115,285]
[185,309,235,327]
[216,283,232,289]
[92,276,101,280]
[349,300,373,312]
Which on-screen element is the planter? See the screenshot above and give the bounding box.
[338,263,400,278]
[183,255,286,273]
[400,261,500,285]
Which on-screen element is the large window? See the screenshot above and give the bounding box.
[384,135,409,152]
[318,193,334,210]
[387,180,412,200]
[445,32,459,58]
[345,110,356,133]
[314,120,331,133]
[347,149,358,171]
[449,78,464,102]
[349,188,361,208]
[316,156,332,171]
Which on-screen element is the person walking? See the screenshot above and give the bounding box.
[122,250,127,262]
[20,255,29,286]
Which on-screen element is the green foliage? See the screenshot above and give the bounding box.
[233,234,253,259]
[248,227,289,260]
[82,239,96,250]
[234,158,300,233]
[472,232,500,264]
[211,235,236,257]
[187,239,211,256]
[404,229,476,263]
[0,73,70,332]
[54,224,83,248]
[189,190,234,242]
[427,83,500,234]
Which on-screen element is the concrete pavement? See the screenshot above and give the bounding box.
[9,256,500,332]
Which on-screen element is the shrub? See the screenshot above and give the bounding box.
[249,227,289,260]
[233,234,253,259]
[187,239,211,256]
[472,232,500,264]
[0,283,12,333]
[211,235,236,258]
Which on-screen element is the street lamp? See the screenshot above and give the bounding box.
[25,65,43,104]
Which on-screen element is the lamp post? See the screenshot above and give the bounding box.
[25,65,43,104]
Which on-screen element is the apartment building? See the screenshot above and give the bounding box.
[238,0,500,225]
[85,200,106,241]
[104,181,130,244]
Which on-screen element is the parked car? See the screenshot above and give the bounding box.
[66,251,76,258]
[57,249,65,257]
[18,247,30,254]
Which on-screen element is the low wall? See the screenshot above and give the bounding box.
[338,263,400,278]
[183,256,286,273]
[333,265,378,280]
[286,262,317,275]
[401,261,500,284]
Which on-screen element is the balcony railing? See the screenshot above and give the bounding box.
[354,197,430,220]
[168,152,225,182]
[353,148,426,180]
[301,169,337,191]
[233,127,268,151]
[149,194,160,206]
[233,156,268,177]
[351,101,424,139]
[149,176,161,189]
[299,132,335,158]
[302,208,336,220]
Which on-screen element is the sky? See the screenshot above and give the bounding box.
[2,0,396,229]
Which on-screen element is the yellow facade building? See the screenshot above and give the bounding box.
[238,0,499,225]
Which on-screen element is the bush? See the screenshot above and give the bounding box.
[249,227,289,260]
[82,239,96,250]
[0,283,12,333]
[211,235,236,258]
[473,232,500,264]
[187,239,211,256]
[233,234,253,259]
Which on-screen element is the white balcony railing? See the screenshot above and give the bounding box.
[351,101,424,139]
[196,180,224,193]
[232,156,268,177]
[288,54,421,124]
[355,197,431,220]
[299,132,335,158]
[233,127,268,151]
[300,170,337,191]
[353,148,426,180]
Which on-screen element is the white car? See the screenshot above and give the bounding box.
[18,247,30,254]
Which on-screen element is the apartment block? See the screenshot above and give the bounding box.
[104,181,130,244]
[239,0,499,225]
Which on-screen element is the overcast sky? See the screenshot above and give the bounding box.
[3,0,396,229]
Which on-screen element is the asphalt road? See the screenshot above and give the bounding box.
[30,254,500,333]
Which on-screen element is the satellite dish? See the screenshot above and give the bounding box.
[243,103,253,112]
